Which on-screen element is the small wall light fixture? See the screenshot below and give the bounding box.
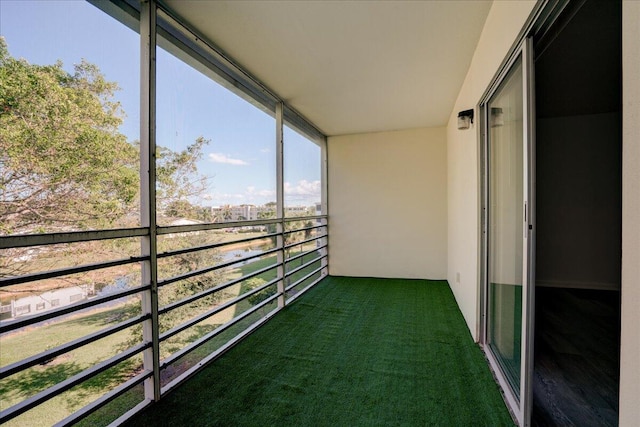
[457,109,474,130]
[490,107,504,128]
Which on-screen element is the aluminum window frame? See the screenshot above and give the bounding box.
[0,0,329,425]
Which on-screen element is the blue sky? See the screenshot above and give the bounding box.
[0,0,320,208]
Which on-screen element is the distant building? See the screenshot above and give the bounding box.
[164,218,205,237]
[169,218,203,226]
[211,203,314,222]
[0,284,94,321]
[284,206,311,217]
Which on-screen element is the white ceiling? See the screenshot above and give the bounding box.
[164,0,493,136]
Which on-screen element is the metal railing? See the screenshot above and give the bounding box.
[0,0,329,424]
[0,215,328,426]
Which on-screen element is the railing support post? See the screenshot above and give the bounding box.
[320,135,329,277]
[140,0,160,402]
[276,102,286,308]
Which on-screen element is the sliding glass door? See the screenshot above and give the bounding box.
[488,54,524,395]
[482,39,534,426]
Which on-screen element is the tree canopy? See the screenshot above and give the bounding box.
[0,37,210,235]
[0,37,137,234]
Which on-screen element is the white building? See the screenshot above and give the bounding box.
[0,284,94,320]
[211,204,314,222]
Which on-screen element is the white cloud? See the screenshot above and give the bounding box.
[247,186,276,198]
[206,192,245,206]
[208,152,249,166]
[284,180,321,197]
[204,180,320,207]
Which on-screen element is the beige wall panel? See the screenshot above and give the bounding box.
[620,1,640,425]
[328,127,446,279]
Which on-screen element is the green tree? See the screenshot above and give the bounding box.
[156,136,210,219]
[0,37,138,235]
[0,39,213,279]
[0,37,211,233]
[246,277,276,314]
[220,205,233,222]
[304,220,314,239]
[156,233,225,334]
[0,37,228,393]
[258,203,277,245]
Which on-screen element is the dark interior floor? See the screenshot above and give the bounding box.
[532,287,620,427]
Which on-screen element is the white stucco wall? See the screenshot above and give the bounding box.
[328,127,447,280]
[446,1,536,336]
[620,1,640,425]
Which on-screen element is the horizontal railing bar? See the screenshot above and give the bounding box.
[0,222,320,265]
[0,284,150,334]
[0,255,147,288]
[285,263,325,292]
[285,274,324,305]
[0,342,149,424]
[109,398,153,427]
[0,313,148,379]
[0,213,326,423]
[283,223,326,235]
[286,244,327,264]
[160,277,278,342]
[284,235,325,250]
[0,228,148,249]
[161,308,276,396]
[159,263,279,315]
[157,232,278,259]
[284,255,322,278]
[160,292,279,369]
[158,246,280,287]
[54,369,153,427]
[156,218,280,235]
[283,215,327,223]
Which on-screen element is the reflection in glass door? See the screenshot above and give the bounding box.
[482,39,535,427]
[487,56,524,397]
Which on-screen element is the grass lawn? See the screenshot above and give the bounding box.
[0,302,143,426]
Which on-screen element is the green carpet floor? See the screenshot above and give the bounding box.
[126,276,515,426]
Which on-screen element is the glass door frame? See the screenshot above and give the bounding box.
[479,37,535,427]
